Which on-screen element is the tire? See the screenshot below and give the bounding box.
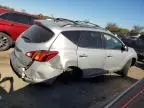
[0,32,12,51]
[117,59,132,77]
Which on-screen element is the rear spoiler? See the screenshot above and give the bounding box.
[34,20,59,31]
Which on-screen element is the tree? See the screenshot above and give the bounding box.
[133,25,144,33]
[0,5,15,10]
[119,28,129,36]
[36,13,49,19]
[129,25,144,36]
[105,23,119,33]
[141,32,144,35]
[129,30,139,36]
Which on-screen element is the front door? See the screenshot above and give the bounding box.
[103,33,127,72]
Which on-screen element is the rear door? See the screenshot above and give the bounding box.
[103,33,127,71]
[77,31,107,77]
[0,12,30,40]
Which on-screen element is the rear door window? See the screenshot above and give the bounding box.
[78,31,103,48]
[62,31,80,45]
[22,25,54,43]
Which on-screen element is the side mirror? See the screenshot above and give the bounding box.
[121,45,128,51]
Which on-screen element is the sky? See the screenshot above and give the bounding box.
[0,0,143,29]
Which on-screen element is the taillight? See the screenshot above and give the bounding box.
[26,50,59,62]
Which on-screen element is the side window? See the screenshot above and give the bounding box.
[103,34,123,50]
[13,13,29,24]
[0,12,29,24]
[28,17,35,25]
[0,13,13,21]
[62,31,80,45]
[79,31,103,48]
[0,13,8,19]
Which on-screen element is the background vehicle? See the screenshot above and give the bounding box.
[105,78,144,108]
[0,9,38,51]
[10,18,137,84]
[122,35,144,62]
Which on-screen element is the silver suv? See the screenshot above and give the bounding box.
[10,18,137,84]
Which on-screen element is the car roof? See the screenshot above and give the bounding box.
[37,19,113,35]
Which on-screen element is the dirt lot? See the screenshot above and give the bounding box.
[0,49,143,108]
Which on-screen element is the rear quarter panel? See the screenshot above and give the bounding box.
[50,33,78,70]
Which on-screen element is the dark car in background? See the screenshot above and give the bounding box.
[0,9,38,51]
[122,35,144,62]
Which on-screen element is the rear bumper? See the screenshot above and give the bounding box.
[10,51,63,83]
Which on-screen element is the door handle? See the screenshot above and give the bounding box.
[107,55,112,57]
[79,54,88,57]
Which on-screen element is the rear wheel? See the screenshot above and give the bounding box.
[117,59,132,77]
[0,32,12,51]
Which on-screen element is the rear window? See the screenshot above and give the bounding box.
[22,25,54,43]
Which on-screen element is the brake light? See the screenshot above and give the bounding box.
[26,50,59,62]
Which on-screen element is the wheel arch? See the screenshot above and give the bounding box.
[65,66,83,77]
[0,31,12,38]
[66,66,82,71]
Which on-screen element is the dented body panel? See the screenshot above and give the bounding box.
[10,51,63,83]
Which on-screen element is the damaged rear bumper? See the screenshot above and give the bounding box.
[10,52,63,83]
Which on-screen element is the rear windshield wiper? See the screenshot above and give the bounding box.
[22,36,31,42]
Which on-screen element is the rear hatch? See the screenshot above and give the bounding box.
[14,22,55,67]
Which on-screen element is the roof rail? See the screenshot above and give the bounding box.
[54,18,77,24]
[75,21,100,27]
[48,17,105,30]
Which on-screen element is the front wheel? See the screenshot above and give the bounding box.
[116,59,132,77]
[0,32,12,51]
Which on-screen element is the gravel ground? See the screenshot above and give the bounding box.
[0,49,143,108]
